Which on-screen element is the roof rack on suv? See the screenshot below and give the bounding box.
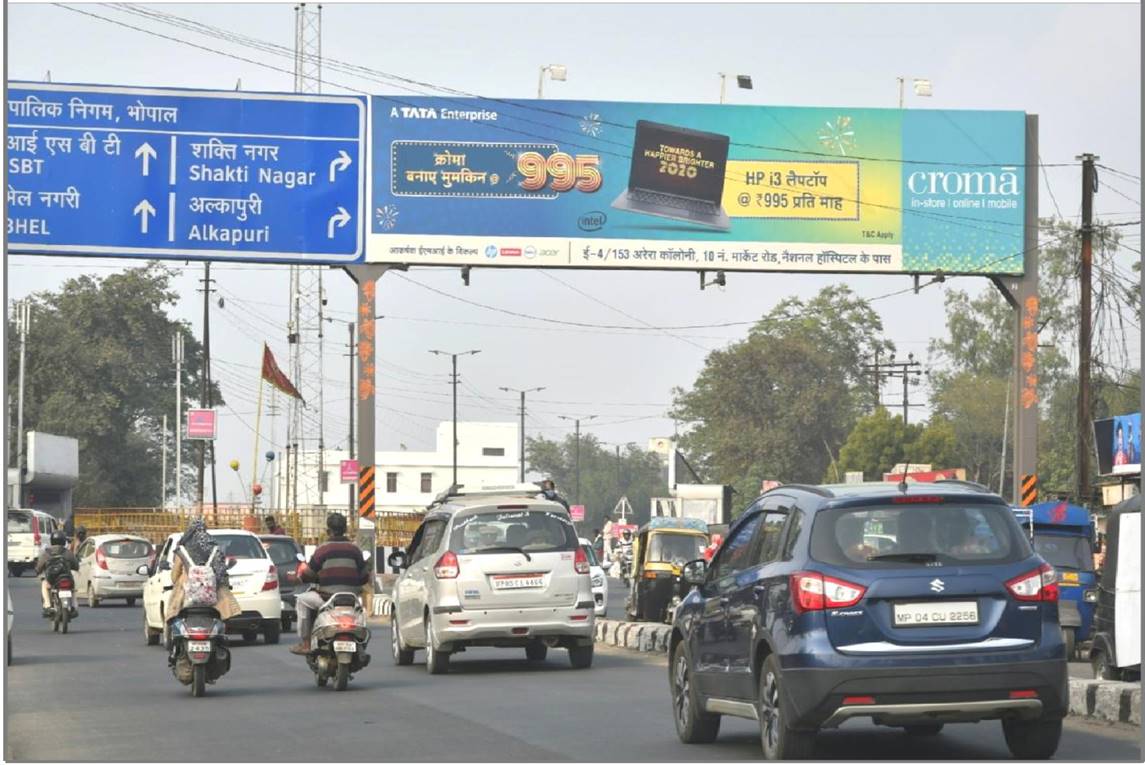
[932,478,992,493]
[426,482,543,510]
[767,484,834,498]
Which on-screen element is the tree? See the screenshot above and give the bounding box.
[671,285,892,503]
[931,372,1009,488]
[6,264,221,506]
[526,433,667,531]
[832,409,961,482]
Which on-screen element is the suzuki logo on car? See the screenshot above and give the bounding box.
[929,578,946,593]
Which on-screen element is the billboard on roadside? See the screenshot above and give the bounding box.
[368,98,1027,275]
[1095,413,1141,476]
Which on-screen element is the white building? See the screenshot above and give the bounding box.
[270,421,521,514]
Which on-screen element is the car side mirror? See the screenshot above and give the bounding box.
[387,550,407,571]
[682,558,707,587]
[158,559,171,572]
[136,564,150,576]
[226,557,239,570]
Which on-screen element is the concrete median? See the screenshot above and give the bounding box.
[595,618,1140,725]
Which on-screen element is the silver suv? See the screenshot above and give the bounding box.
[388,488,596,674]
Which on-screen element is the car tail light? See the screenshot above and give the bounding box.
[574,546,590,575]
[95,547,109,571]
[892,495,944,504]
[1009,690,1038,699]
[32,517,41,547]
[1006,563,1058,602]
[569,614,589,621]
[262,564,279,591]
[842,696,876,705]
[434,551,459,579]
[790,572,866,614]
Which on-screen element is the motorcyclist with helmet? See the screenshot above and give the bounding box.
[35,532,79,619]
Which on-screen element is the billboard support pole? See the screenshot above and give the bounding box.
[343,264,399,561]
[990,114,1040,505]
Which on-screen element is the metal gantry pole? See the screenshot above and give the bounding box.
[348,321,355,515]
[15,300,30,505]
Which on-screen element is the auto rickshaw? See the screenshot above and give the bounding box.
[624,517,708,623]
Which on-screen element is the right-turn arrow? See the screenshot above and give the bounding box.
[133,199,156,234]
[326,206,351,239]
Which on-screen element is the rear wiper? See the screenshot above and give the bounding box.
[866,552,939,563]
[472,545,532,562]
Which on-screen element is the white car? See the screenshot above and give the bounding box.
[579,537,609,617]
[6,509,61,577]
[141,529,283,646]
[74,534,153,607]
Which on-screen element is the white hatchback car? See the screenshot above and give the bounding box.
[389,489,595,673]
[141,529,283,646]
[579,537,609,617]
[6,509,60,577]
[74,534,153,607]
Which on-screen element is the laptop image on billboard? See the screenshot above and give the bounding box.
[611,120,732,231]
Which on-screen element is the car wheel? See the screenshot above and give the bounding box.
[392,622,414,666]
[263,622,281,644]
[758,654,815,760]
[568,643,594,669]
[144,610,160,646]
[281,615,293,632]
[424,618,450,675]
[525,641,548,662]
[8,564,22,578]
[1002,718,1062,759]
[87,586,99,608]
[242,631,259,645]
[670,641,720,744]
[1092,649,1118,681]
[904,724,944,736]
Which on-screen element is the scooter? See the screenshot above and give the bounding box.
[299,585,371,691]
[48,575,77,634]
[168,607,231,697]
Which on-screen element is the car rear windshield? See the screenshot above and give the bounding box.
[7,513,32,533]
[1034,534,1093,571]
[810,502,1029,568]
[648,533,706,565]
[212,534,267,559]
[450,509,578,554]
[263,539,301,566]
[101,539,152,558]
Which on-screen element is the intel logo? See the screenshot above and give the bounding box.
[577,211,607,232]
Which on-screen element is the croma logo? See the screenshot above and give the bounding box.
[577,211,607,232]
[908,167,1020,196]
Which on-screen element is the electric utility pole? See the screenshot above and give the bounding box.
[347,321,355,515]
[429,349,481,489]
[500,386,545,483]
[197,263,216,510]
[1076,153,1099,504]
[863,352,925,424]
[172,332,185,509]
[14,300,30,506]
[558,414,597,504]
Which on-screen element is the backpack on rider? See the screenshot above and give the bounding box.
[178,547,220,608]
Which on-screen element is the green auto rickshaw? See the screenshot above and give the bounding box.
[625,517,709,623]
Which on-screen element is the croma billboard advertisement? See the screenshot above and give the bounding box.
[368,98,1027,275]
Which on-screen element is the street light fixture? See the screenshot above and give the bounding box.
[897,77,933,108]
[557,414,598,504]
[538,64,567,99]
[429,349,482,489]
[718,72,753,104]
[499,386,546,482]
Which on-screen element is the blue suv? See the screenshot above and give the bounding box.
[667,481,1068,760]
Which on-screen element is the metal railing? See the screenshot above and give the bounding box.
[74,506,424,547]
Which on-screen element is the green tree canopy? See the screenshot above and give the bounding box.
[7,264,221,506]
[526,433,667,531]
[671,285,891,501]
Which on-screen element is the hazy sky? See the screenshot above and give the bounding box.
[6,2,1141,504]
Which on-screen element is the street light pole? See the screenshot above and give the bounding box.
[14,300,30,506]
[430,349,481,489]
[558,414,597,504]
[500,386,545,482]
[172,332,184,509]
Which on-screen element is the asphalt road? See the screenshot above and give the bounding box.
[5,576,1139,761]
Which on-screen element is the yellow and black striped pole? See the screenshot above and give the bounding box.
[1020,474,1038,507]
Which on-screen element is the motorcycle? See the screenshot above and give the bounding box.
[48,575,77,634]
[617,544,634,588]
[299,585,371,691]
[168,607,231,697]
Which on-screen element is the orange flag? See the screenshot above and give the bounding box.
[261,343,304,401]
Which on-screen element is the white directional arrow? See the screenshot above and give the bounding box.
[134,142,158,176]
[327,206,351,239]
[328,150,352,182]
[133,199,156,234]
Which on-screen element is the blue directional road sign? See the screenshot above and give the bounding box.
[7,82,366,263]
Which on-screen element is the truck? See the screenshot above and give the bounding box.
[1014,501,1098,659]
